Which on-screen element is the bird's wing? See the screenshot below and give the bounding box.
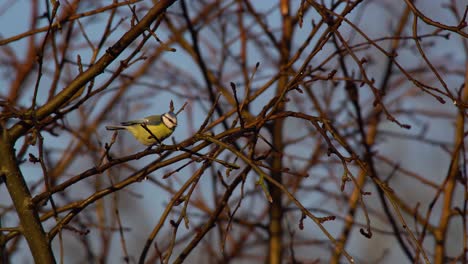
[144,115,163,126]
[120,118,149,126]
[120,115,162,126]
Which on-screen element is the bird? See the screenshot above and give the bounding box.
[106,111,177,145]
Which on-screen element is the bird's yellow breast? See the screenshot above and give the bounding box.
[125,124,174,145]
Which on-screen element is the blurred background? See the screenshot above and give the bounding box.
[0,0,467,263]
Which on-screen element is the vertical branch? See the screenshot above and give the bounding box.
[433,62,468,264]
[331,6,414,264]
[267,1,292,263]
[0,132,55,264]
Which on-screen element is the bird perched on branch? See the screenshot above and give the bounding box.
[106,111,177,146]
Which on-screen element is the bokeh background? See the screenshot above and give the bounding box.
[0,0,467,263]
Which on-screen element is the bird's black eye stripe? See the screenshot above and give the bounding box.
[168,118,177,125]
[164,115,177,126]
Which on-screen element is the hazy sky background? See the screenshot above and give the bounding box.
[0,0,466,263]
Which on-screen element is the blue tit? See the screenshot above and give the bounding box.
[106,112,177,145]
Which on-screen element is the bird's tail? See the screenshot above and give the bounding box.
[106,125,126,130]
